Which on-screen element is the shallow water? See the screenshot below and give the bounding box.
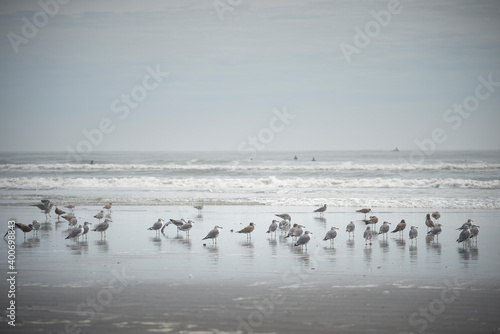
[1,205,498,289]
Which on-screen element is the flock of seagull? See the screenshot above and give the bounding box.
[4,201,480,250]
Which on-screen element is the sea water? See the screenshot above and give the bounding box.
[0,150,499,208]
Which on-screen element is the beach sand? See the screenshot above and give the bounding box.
[1,205,499,333]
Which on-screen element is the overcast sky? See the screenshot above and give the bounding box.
[0,0,499,152]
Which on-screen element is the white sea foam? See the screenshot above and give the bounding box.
[1,161,499,172]
[1,176,498,190]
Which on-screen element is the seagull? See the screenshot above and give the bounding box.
[457,225,471,246]
[55,207,66,219]
[32,220,41,236]
[425,214,435,231]
[363,216,379,225]
[193,204,204,214]
[202,225,223,244]
[432,211,441,222]
[469,224,480,243]
[278,219,290,233]
[294,231,312,250]
[7,223,34,239]
[103,202,112,213]
[178,220,194,238]
[314,204,327,217]
[94,210,105,222]
[391,219,407,237]
[457,219,473,230]
[285,224,299,238]
[237,222,255,240]
[356,208,371,219]
[287,224,304,240]
[275,213,291,222]
[82,222,92,239]
[148,218,164,235]
[266,220,278,236]
[32,200,53,219]
[346,221,355,238]
[68,217,78,227]
[61,214,75,222]
[161,218,186,234]
[323,227,339,246]
[92,219,111,238]
[409,225,419,242]
[378,221,391,238]
[363,226,372,245]
[65,204,75,212]
[427,223,443,241]
[65,224,83,241]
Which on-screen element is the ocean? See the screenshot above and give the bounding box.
[0,150,499,209]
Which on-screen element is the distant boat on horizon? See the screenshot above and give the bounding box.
[392,147,400,152]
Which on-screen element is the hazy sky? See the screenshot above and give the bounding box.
[1,0,499,152]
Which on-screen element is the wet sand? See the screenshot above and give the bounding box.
[7,279,500,333]
[1,205,500,333]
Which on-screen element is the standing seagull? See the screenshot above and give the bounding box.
[314,204,327,218]
[266,220,278,236]
[294,231,312,250]
[202,225,223,244]
[94,210,105,222]
[193,204,204,214]
[82,222,92,240]
[65,224,83,241]
[363,216,379,225]
[432,211,441,222]
[103,202,112,213]
[275,213,291,222]
[427,223,443,241]
[16,223,34,239]
[32,220,41,236]
[178,220,194,238]
[378,221,391,238]
[68,217,78,227]
[55,207,66,220]
[363,226,372,245]
[346,221,355,238]
[457,225,471,246]
[65,204,75,212]
[391,219,407,237]
[409,225,419,242]
[237,222,256,240]
[148,218,164,236]
[323,227,339,247]
[457,219,473,230]
[92,219,111,238]
[288,224,305,241]
[469,224,480,243]
[356,208,371,219]
[278,220,290,233]
[61,214,75,222]
[425,214,435,231]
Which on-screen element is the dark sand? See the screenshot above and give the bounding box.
[4,278,500,334]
